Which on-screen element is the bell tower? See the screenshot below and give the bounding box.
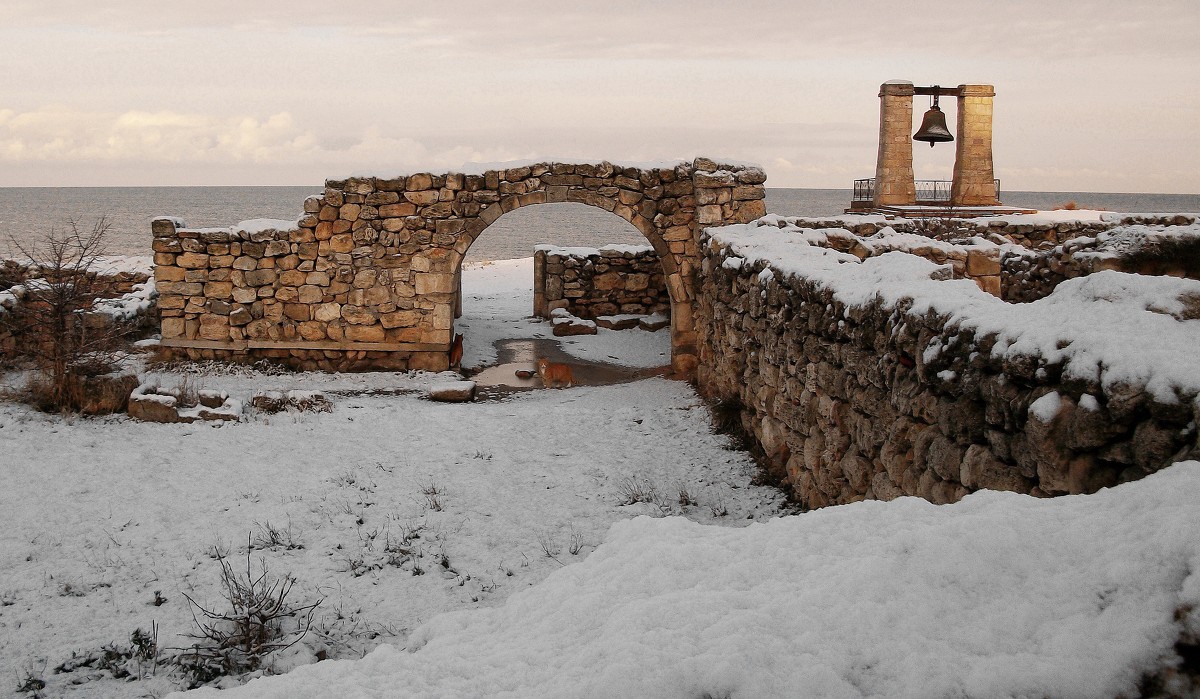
[869,81,1000,209]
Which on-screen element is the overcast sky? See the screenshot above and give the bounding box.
[1,1,1197,192]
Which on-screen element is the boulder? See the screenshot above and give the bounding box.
[429,381,476,402]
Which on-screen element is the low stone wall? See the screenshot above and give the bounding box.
[533,244,669,319]
[695,220,1200,509]
[0,258,156,361]
[1002,223,1200,302]
[752,216,1005,296]
[785,212,1195,249]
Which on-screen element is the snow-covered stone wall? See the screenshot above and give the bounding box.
[695,219,1200,508]
[0,257,156,359]
[533,244,669,320]
[1002,223,1200,302]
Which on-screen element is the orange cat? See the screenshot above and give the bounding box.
[537,358,575,388]
[449,333,464,368]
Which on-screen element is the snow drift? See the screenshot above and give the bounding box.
[181,461,1200,699]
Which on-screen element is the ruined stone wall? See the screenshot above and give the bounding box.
[153,158,766,373]
[695,228,1200,509]
[533,245,669,319]
[752,217,1005,297]
[767,214,1200,302]
[1002,223,1200,302]
[1,259,156,362]
[787,213,1195,249]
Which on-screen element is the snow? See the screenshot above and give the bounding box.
[89,255,154,277]
[534,243,654,257]
[4,246,1198,697]
[346,158,763,180]
[710,223,1200,401]
[455,258,670,370]
[233,218,299,234]
[183,462,1200,699]
[92,280,157,321]
[1029,391,1063,422]
[349,159,693,180]
[172,219,300,236]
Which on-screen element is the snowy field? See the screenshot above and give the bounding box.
[2,258,1198,698]
[0,258,783,697]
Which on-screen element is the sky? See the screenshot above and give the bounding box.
[0,1,1197,193]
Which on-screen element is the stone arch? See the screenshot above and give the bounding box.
[449,189,687,371]
[455,192,678,277]
[151,158,767,376]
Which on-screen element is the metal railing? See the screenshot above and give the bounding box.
[850,178,1002,205]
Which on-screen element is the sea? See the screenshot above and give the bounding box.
[1,187,1197,263]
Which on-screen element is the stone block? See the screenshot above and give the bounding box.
[345,324,386,342]
[342,305,378,325]
[198,315,230,341]
[155,266,186,282]
[177,252,209,269]
[429,381,476,402]
[404,190,440,206]
[298,285,324,304]
[696,205,723,225]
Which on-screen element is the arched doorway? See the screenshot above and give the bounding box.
[452,201,672,384]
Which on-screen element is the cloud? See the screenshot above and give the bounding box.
[3,1,1196,61]
[0,106,538,184]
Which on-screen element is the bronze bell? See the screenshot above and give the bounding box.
[914,93,953,147]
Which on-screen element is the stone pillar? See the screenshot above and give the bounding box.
[873,81,917,207]
[951,84,999,206]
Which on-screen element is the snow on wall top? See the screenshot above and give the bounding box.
[708,219,1200,401]
[342,157,762,180]
[1073,223,1200,261]
[534,243,655,257]
[162,218,301,236]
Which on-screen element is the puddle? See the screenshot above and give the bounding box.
[466,338,669,400]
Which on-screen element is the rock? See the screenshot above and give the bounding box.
[552,314,598,336]
[128,384,186,423]
[595,314,642,330]
[639,313,670,331]
[429,381,476,402]
[960,444,1029,492]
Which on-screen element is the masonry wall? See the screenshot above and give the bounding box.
[1,260,155,361]
[695,228,1200,509]
[533,245,669,319]
[153,158,767,373]
[1002,223,1200,302]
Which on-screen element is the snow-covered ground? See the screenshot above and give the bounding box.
[3,257,1198,698]
[0,258,779,698]
[186,461,1200,699]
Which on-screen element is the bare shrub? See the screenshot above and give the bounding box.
[2,218,137,413]
[54,625,159,683]
[537,530,560,558]
[567,525,587,556]
[709,492,730,518]
[174,542,320,687]
[677,483,698,507]
[251,520,304,551]
[15,662,46,695]
[421,481,445,512]
[173,374,201,409]
[615,476,663,507]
